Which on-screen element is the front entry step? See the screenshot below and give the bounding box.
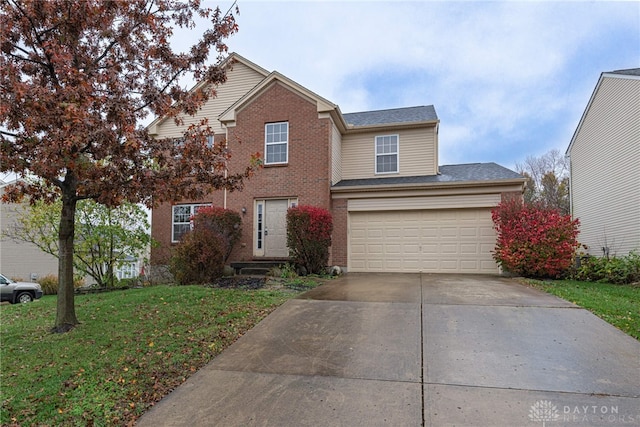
[230,261,288,276]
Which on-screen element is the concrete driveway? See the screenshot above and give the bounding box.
[136,274,640,426]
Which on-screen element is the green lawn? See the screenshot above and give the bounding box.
[523,279,640,340]
[0,284,308,426]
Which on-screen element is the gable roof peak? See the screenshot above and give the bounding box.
[608,68,640,77]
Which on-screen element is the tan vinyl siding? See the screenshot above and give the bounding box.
[570,75,640,256]
[331,121,342,185]
[348,194,501,212]
[152,61,266,138]
[1,200,58,281]
[342,127,437,180]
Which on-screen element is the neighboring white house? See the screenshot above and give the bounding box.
[566,68,640,257]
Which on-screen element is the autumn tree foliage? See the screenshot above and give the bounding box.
[0,0,259,332]
[190,206,242,262]
[286,206,333,275]
[3,197,151,288]
[169,207,241,285]
[516,149,569,215]
[492,197,580,278]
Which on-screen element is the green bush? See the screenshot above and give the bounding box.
[572,251,640,284]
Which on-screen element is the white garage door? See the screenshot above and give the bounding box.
[349,209,497,273]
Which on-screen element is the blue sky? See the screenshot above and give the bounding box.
[195,0,639,170]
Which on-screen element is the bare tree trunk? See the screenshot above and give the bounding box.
[53,187,79,333]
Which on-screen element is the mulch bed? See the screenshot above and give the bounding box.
[207,276,267,290]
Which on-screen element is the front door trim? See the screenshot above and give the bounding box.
[254,198,298,257]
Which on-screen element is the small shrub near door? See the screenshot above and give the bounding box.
[286,206,333,275]
[170,208,242,285]
[491,197,580,278]
[191,206,242,262]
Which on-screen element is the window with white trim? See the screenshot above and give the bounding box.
[375,134,399,174]
[265,122,288,165]
[172,204,210,242]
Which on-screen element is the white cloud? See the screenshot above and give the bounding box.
[189,0,639,168]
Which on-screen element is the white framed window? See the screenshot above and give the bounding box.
[265,122,288,165]
[172,204,210,242]
[375,134,399,174]
[116,260,138,280]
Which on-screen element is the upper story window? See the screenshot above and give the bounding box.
[172,203,210,242]
[265,122,288,165]
[375,134,399,174]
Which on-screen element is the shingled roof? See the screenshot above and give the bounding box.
[343,106,437,127]
[332,162,523,188]
[609,68,640,77]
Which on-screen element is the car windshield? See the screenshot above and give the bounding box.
[0,275,15,285]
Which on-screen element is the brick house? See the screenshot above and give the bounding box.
[149,54,524,274]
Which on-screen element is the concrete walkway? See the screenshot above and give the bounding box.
[136,274,640,426]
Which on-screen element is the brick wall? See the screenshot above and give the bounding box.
[226,82,332,261]
[151,81,335,265]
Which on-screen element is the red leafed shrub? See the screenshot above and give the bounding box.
[169,207,241,285]
[286,205,333,274]
[191,207,242,262]
[170,228,226,285]
[492,198,580,278]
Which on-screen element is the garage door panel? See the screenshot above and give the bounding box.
[349,209,497,274]
[368,244,384,254]
[421,243,438,254]
[440,227,458,238]
[460,243,479,254]
[460,227,479,237]
[480,226,495,237]
[403,244,420,254]
[440,244,458,254]
[421,228,438,238]
[385,244,402,254]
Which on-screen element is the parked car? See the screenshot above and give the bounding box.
[0,273,43,303]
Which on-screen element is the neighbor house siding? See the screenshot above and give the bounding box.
[331,121,342,185]
[341,127,437,180]
[570,75,640,256]
[0,197,58,281]
[150,61,267,138]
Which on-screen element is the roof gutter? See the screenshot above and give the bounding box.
[331,177,526,194]
[344,119,439,134]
